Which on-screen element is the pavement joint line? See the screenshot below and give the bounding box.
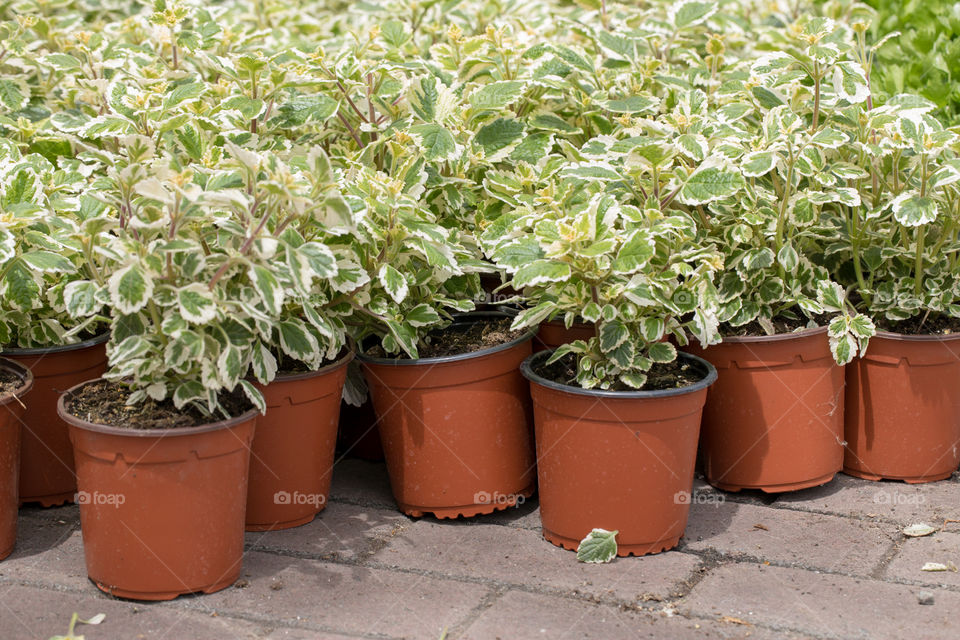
[442,584,507,639]
[0,576,407,640]
[676,608,849,640]
[869,537,903,580]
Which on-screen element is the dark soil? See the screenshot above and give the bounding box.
[721,314,825,337]
[0,369,24,396]
[367,317,525,359]
[536,352,705,391]
[65,380,253,430]
[877,313,960,336]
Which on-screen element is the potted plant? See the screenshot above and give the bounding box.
[0,357,33,560]
[486,155,722,554]
[830,88,960,482]
[686,15,876,493]
[0,139,110,506]
[46,13,283,597]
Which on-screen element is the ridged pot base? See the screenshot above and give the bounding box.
[843,469,953,484]
[400,484,535,519]
[25,491,74,508]
[712,471,837,494]
[543,528,681,557]
[244,512,318,532]
[92,572,239,601]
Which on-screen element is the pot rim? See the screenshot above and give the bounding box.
[270,349,355,382]
[0,356,34,404]
[521,349,717,399]
[2,332,109,356]
[871,329,960,342]
[57,378,259,438]
[356,310,535,366]
[713,324,827,344]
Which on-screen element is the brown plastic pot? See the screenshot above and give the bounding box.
[687,327,844,492]
[534,320,595,353]
[522,350,716,556]
[3,334,108,506]
[246,352,352,531]
[845,331,960,483]
[0,358,33,560]
[58,380,256,601]
[358,312,536,518]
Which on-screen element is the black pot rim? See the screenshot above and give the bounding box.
[270,349,355,382]
[57,378,259,438]
[356,310,535,366]
[521,349,718,399]
[2,332,109,356]
[713,324,827,344]
[0,357,34,404]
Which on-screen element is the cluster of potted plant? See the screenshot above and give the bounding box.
[2,0,960,592]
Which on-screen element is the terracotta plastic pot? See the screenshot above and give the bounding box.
[845,331,960,483]
[522,350,716,556]
[59,380,256,601]
[3,334,108,506]
[534,320,595,353]
[337,399,384,461]
[688,327,844,492]
[246,353,352,531]
[358,312,536,518]
[0,358,33,561]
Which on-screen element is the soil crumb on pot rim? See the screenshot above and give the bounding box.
[65,380,254,430]
[0,368,24,396]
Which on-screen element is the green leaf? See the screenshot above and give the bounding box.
[751,86,784,108]
[671,0,717,28]
[599,320,628,352]
[271,95,338,127]
[108,264,153,315]
[406,303,441,327]
[21,251,76,273]
[178,283,218,324]
[602,95,659,114]
[513,260,571,287]
[408,124,460,162]
[474,118,525,158]
[510,132,553,164]
[470,81,525,111]
[279,319,319,361]
[164,81,204,109]
[741,151,777,177]
[816,281,845,313]
[0,79,28,111]
[648,341,677,363]
[2,261,39,310]
[64,281,100,318]
[381,20,410,47]
[890,193,937,227]
[680,165,745,205]
[612,229,655,274]
[250,265,284,315]
[238,379,266,414]
[576,528,618,563]
[378,264,408,304]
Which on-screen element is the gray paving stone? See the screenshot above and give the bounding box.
[459,590,808,640]
[885,530,960,587]
[683,500,896,576]
[477,496,542,531]
[246,501,409,561]
[682,563,960,639]
[198,551,489,638]
[777,473,960,525]
[0,583,267,640]
[328,459,396,509]
[372,519,701,603]
[1,509,88,590]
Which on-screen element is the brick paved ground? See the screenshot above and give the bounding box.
[3,459,960,640]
